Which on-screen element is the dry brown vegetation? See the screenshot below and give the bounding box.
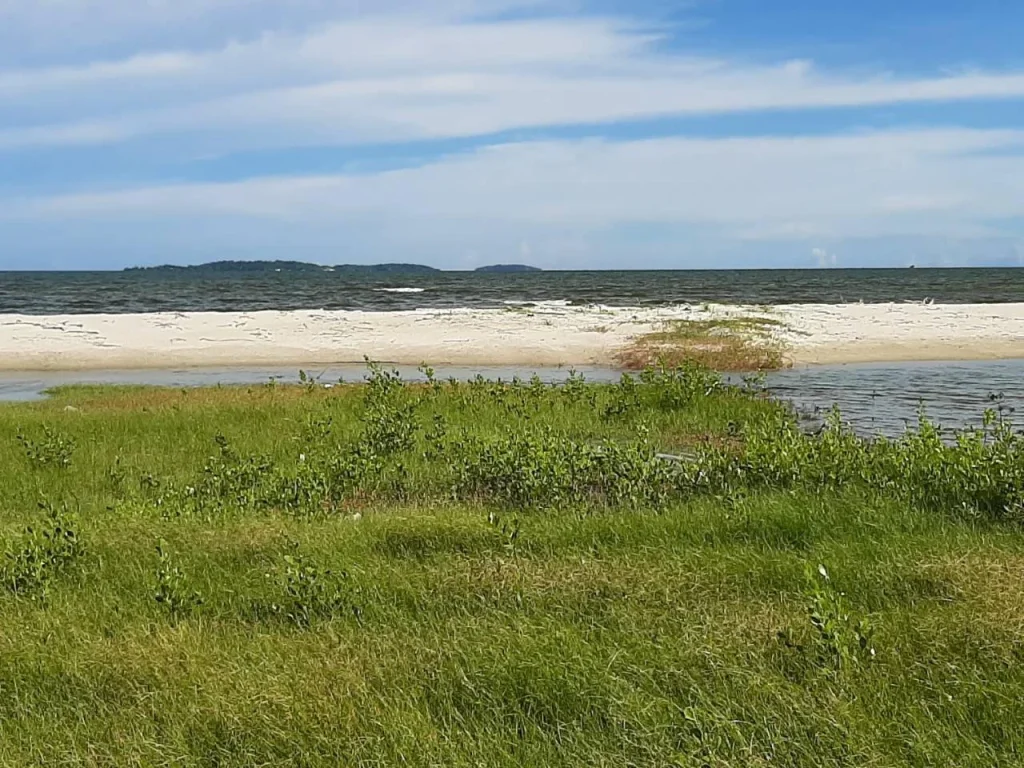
[616,316,789,371]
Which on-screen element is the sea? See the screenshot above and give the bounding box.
[1,267,1022,436]
[1,267,1024,314]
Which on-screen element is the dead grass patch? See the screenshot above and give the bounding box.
[615,316,789,372]
[926,553,1024,634]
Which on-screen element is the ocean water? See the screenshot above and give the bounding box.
[1,267,1022,314]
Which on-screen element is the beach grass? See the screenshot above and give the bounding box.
[617,316,789,371]
[1,367,1023,766]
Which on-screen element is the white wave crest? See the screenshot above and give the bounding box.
[502,299,572,307]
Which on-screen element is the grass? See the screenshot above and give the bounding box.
[617,316,789,371]
[0,365,1023,766]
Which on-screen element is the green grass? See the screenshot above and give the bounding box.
[0,366,1023,766]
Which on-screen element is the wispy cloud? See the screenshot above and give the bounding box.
[9,129,1024,238]
[0,0,545,62]
[3,11,1024,153]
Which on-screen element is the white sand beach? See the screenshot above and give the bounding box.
[0,303,1022,371]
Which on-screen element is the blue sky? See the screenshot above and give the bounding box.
[1,0,1023,270]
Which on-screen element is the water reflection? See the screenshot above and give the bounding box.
[0,365,621,403]
[762,359,1024,436]
[2,359,1022,439]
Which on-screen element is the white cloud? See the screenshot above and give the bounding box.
[0,52,197,94]
[7,129,1024,243]
[3,10,1024,152]
[0,0,546,63]
[0,16,646,97]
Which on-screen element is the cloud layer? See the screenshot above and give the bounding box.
[4,9,1024,153]
[1,1,1023,268]
[8,129,1024,260]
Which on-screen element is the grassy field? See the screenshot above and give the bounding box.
[1,365,1023,767]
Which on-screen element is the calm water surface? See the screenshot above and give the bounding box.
[2,360,1022,438]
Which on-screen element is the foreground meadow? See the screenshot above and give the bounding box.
[1,365,1023,767]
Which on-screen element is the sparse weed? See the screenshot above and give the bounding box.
[154,538,203,621]
[17,426,76,469]
[264,547,359,628]
[487,510,521,556]
[617,315,788,371]
[297,368,326,393]
[779,564,876,675]
[1,501,84,601]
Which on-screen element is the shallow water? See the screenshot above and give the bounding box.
[0,365,622,403]
[2,359,1022,439]
[764,359,1024,435]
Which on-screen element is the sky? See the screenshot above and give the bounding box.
[1,0,1023,270]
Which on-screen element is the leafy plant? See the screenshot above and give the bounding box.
[487,510,521,556]
[128,360,1024,526]
[17,426,76,469]
[560,369,591,405]
[780,564,875,674]
[298,368,325,393]
[266,548,358,628]
[154,539,204,621]
[197,434,275,513]
[602,373,641,419]
[639,364,722,411]
[360,363,420,456]
[418,363,443,395]
[107,454,127,492]
[453,425,675,511]
[1,501,85,602]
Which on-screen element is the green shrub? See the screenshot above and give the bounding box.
[1,501,85,601]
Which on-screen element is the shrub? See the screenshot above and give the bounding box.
[265,548,359,628]
[1,502,85,601]
[17,426,76,469]
[154,539,204,621]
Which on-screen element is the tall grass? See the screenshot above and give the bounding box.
[0,364,1022,766]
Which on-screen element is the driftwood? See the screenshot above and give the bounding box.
[589,444,696,464]
[655,452,694,463]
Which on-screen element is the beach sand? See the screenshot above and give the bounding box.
[0,303,1021,371]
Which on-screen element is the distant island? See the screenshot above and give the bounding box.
[474,264,542,273]
[125,260,440,275]
[124,260,543,274]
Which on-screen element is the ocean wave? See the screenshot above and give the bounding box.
[374,287,426,294]
[502,299,573,307]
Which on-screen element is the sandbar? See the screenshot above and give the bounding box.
[0,303,1021,371]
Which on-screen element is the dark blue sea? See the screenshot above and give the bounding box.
[0,267,1022,314]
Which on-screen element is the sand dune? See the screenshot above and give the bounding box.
[0,303,1021,371]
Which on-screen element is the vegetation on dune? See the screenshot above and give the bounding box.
[618,315,789,371]
[1,364,1023,765]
